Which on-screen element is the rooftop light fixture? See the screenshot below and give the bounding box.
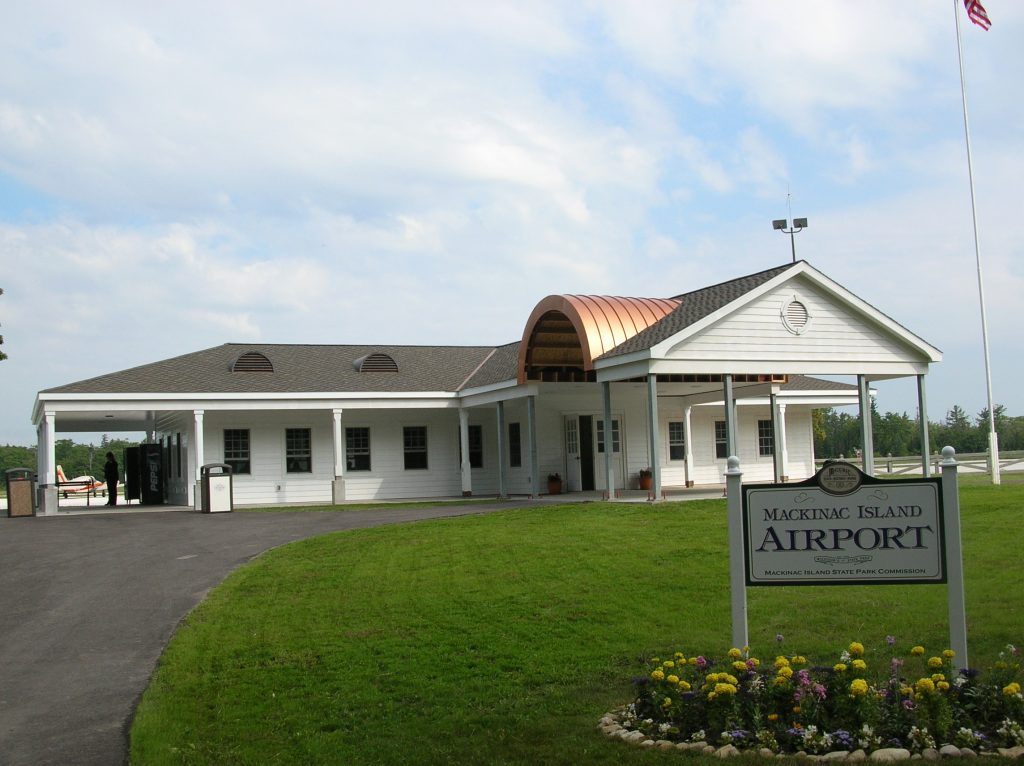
[772,216,808,263]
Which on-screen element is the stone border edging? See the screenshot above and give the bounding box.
[598,711,1024,761]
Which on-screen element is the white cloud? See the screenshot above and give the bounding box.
[0,0,1022,444]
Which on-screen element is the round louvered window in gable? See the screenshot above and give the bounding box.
[781,297,811,335]
[353,352,399,372]
[231,351,274,372]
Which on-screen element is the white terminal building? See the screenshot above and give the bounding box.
[31,261,941,512]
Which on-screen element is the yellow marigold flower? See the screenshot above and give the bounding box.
[942,649,955,659]
[724,674,738,685]
[733,661,748,672]
[792,655,807,666]
[748,657,761,667]
[678,680,691,691]
[834,663,847,673]
[1004,682,1022,696]
[777,666,794,679]
[915,677,936,694]
[931,673,946,683]
[675,652,685,660]
[852,659,867,671]
[715,682,737,696]
[792,705,802,714]
[707,673,720,683]
[663,660,675,669]
[667,674,679,684]
[768,713,779,722]
[849,642,865,657]
[911,645,925,656]
[662,696,673,708]
[651,669,665,681]
[774,656,790,668]
[850,678,869,696]
[928,656,943,669]
[708,691,717,700]
[728,647,743,659]
[772,676,789,687]
[900,684,914,696]
[937,681,950,692]
[651,657,661,664]
[688,657,698,666]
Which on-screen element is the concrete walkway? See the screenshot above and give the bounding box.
[0,501,555,766]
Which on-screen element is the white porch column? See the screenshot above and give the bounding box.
[527,395,539,498]
[647,374,661,497]
[332,409,346,503]
[917,375,931,477]
[683,405,695,487]
[858,375,875,475]
[778,403,789,482]
[496,401,508,498]
[602,382,615,497]
[771,396,789,482]
[459,408,472,496]
[191,409,204,510]
[38,412,58,515]
[723,374,737,458]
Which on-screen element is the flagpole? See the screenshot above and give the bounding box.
[954,0,1000,484]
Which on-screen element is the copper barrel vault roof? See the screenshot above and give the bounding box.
[517,294,680,383]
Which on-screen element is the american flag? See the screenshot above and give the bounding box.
[964,0,991,30]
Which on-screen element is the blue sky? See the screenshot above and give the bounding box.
[1,1,1021,445]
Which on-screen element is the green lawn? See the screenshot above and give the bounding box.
[130,484,1024,765]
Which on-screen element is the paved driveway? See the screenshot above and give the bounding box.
[0,503,528,766]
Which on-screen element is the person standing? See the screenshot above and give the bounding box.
[103,451,119,506]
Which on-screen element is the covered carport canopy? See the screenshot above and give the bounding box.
[586,261,942,497]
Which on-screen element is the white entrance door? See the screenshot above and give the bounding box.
[564,416,581,491]
[594,417,625,492]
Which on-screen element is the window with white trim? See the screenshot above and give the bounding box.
[224,429,251,475]
[758,419,774,457]
[346,427,371,471]
[404,426,428,470]
[468,425,483,468]
[286,428,312,473]
[714,421,728,460]
[668,421,686,461]
[508,422,522,468]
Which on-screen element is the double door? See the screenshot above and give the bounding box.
[564,414,624,492]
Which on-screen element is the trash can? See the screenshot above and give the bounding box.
[200,463,233,513]
[5,468,36,518]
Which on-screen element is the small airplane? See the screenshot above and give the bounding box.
[56,465,107,498]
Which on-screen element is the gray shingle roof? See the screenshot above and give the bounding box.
[459,342,520,390]
[781,375,857,392]
[41,264,857,399]
[597,263,794,359]
[42,343,500,395]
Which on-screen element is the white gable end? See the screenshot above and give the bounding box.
[659,275,937,375]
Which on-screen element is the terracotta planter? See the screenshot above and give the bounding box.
[547,479,562,495]
[638,474,653,491]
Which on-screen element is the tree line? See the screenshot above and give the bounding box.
[0,436,140,480]
[814,404,1023,458]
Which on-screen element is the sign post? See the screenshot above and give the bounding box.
[726,456,747,649]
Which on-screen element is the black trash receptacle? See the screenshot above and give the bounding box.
[200,463,233,513]
[5,468,36,518]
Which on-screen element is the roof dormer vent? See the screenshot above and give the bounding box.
[231,351,274,372]
[354,352,399,372]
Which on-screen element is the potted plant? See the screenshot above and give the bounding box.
[547,473,563,495]
[638,468,653,491]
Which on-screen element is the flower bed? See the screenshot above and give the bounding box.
[604,639,1024,760]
